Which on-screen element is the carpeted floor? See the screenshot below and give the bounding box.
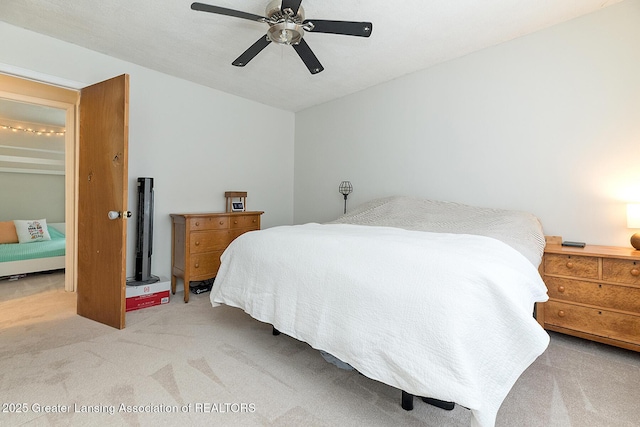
[1,271,639,426]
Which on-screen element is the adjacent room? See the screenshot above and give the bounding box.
[0,0,639,426]
[0,99,67,302]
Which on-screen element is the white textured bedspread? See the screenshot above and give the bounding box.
[330,196,546,267]
[210,223,549,427]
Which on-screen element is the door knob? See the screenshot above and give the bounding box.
[108,211,132,220]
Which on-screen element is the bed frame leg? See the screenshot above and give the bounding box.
[401,391,414,410]
[272,326,280,336]
[402,391,455,411]
[421,397,455,411]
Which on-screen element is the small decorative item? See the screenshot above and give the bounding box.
[225,191,247,212]
[339,181,353,214]
[627,203,640,250]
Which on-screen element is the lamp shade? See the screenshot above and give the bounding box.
[339,181,353,196]
[628,204,640,229]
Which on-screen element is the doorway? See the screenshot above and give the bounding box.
[0,73,78,292]
[1,72,131,329]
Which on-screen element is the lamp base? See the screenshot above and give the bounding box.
[631,233,640,250]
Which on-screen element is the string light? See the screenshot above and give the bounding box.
[0,124,65,137]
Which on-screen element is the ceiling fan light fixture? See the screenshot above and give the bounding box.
[267,22,303,45]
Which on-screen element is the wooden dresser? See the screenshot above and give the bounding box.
[536,244,640,351]
[170,211,263,303]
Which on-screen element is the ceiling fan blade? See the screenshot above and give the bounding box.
[191,2,266,22]
[292,39,324,74]
[281,0,302,16]
[232,36,272,67]
[303,20,373,37]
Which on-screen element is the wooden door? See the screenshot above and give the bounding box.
[77,74,129,329]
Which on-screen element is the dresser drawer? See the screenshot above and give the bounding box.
[190,230,231,253]
[545,300,640,344]
[189,216,229,231]
[229,214,260,229]
[546,277,640,313]
[544,254,598,279]
[188,252,223,277]
[229,228,258,244]
[602,259,640,285]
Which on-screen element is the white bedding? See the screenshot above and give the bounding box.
[330,196,546,266]
[210,223,550,427]
[0,222,66,278]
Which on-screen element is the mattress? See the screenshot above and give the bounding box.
[0,226,65,263]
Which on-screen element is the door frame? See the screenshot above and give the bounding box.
[0,69,83,292]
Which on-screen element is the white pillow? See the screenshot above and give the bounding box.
[13,219,52,243]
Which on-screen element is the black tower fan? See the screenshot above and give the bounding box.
[130,177,159,285]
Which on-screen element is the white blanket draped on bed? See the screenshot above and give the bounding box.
[210,223,549,427]
[330,196,546,267]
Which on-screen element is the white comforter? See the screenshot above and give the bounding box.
[210,223,549,427]
[330,196,546,266]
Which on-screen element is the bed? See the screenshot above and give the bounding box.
[0,222,66,278]
[209,197,550,427]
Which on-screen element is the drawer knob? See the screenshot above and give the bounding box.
[195,241,200,246]
[195,222,200,226]
[558,286,565,293]
[566,262,573,269]
[631,268,640,277]
[194,263,199,268]
[253,219,256,223]
[220,221,224,225]
[234,220,238,224]
[558,310,566,318]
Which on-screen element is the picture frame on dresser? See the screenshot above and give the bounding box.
[536,243,640,352]
[170,211,263,303]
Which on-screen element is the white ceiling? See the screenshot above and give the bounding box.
[0,99,66,127]
[0,0,624,112]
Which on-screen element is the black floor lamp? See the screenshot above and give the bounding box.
[339,181,353,214]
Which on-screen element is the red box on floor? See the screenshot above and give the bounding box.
[126,280,170,312]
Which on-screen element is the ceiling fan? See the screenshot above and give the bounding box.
[191,0,373,74]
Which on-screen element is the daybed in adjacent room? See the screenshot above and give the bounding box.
[0,220,66,278]
[209,196,550,427]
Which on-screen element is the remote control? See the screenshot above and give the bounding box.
[562,241,586,248]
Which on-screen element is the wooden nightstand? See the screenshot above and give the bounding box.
[170,211,263,303]
[536,244,640,352]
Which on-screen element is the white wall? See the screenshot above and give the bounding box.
[294,0,640,247]
[0,111,66,223]
[0,22,295,280]
[0,172,65,222]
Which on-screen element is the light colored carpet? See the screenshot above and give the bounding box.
[1,271,639,426]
